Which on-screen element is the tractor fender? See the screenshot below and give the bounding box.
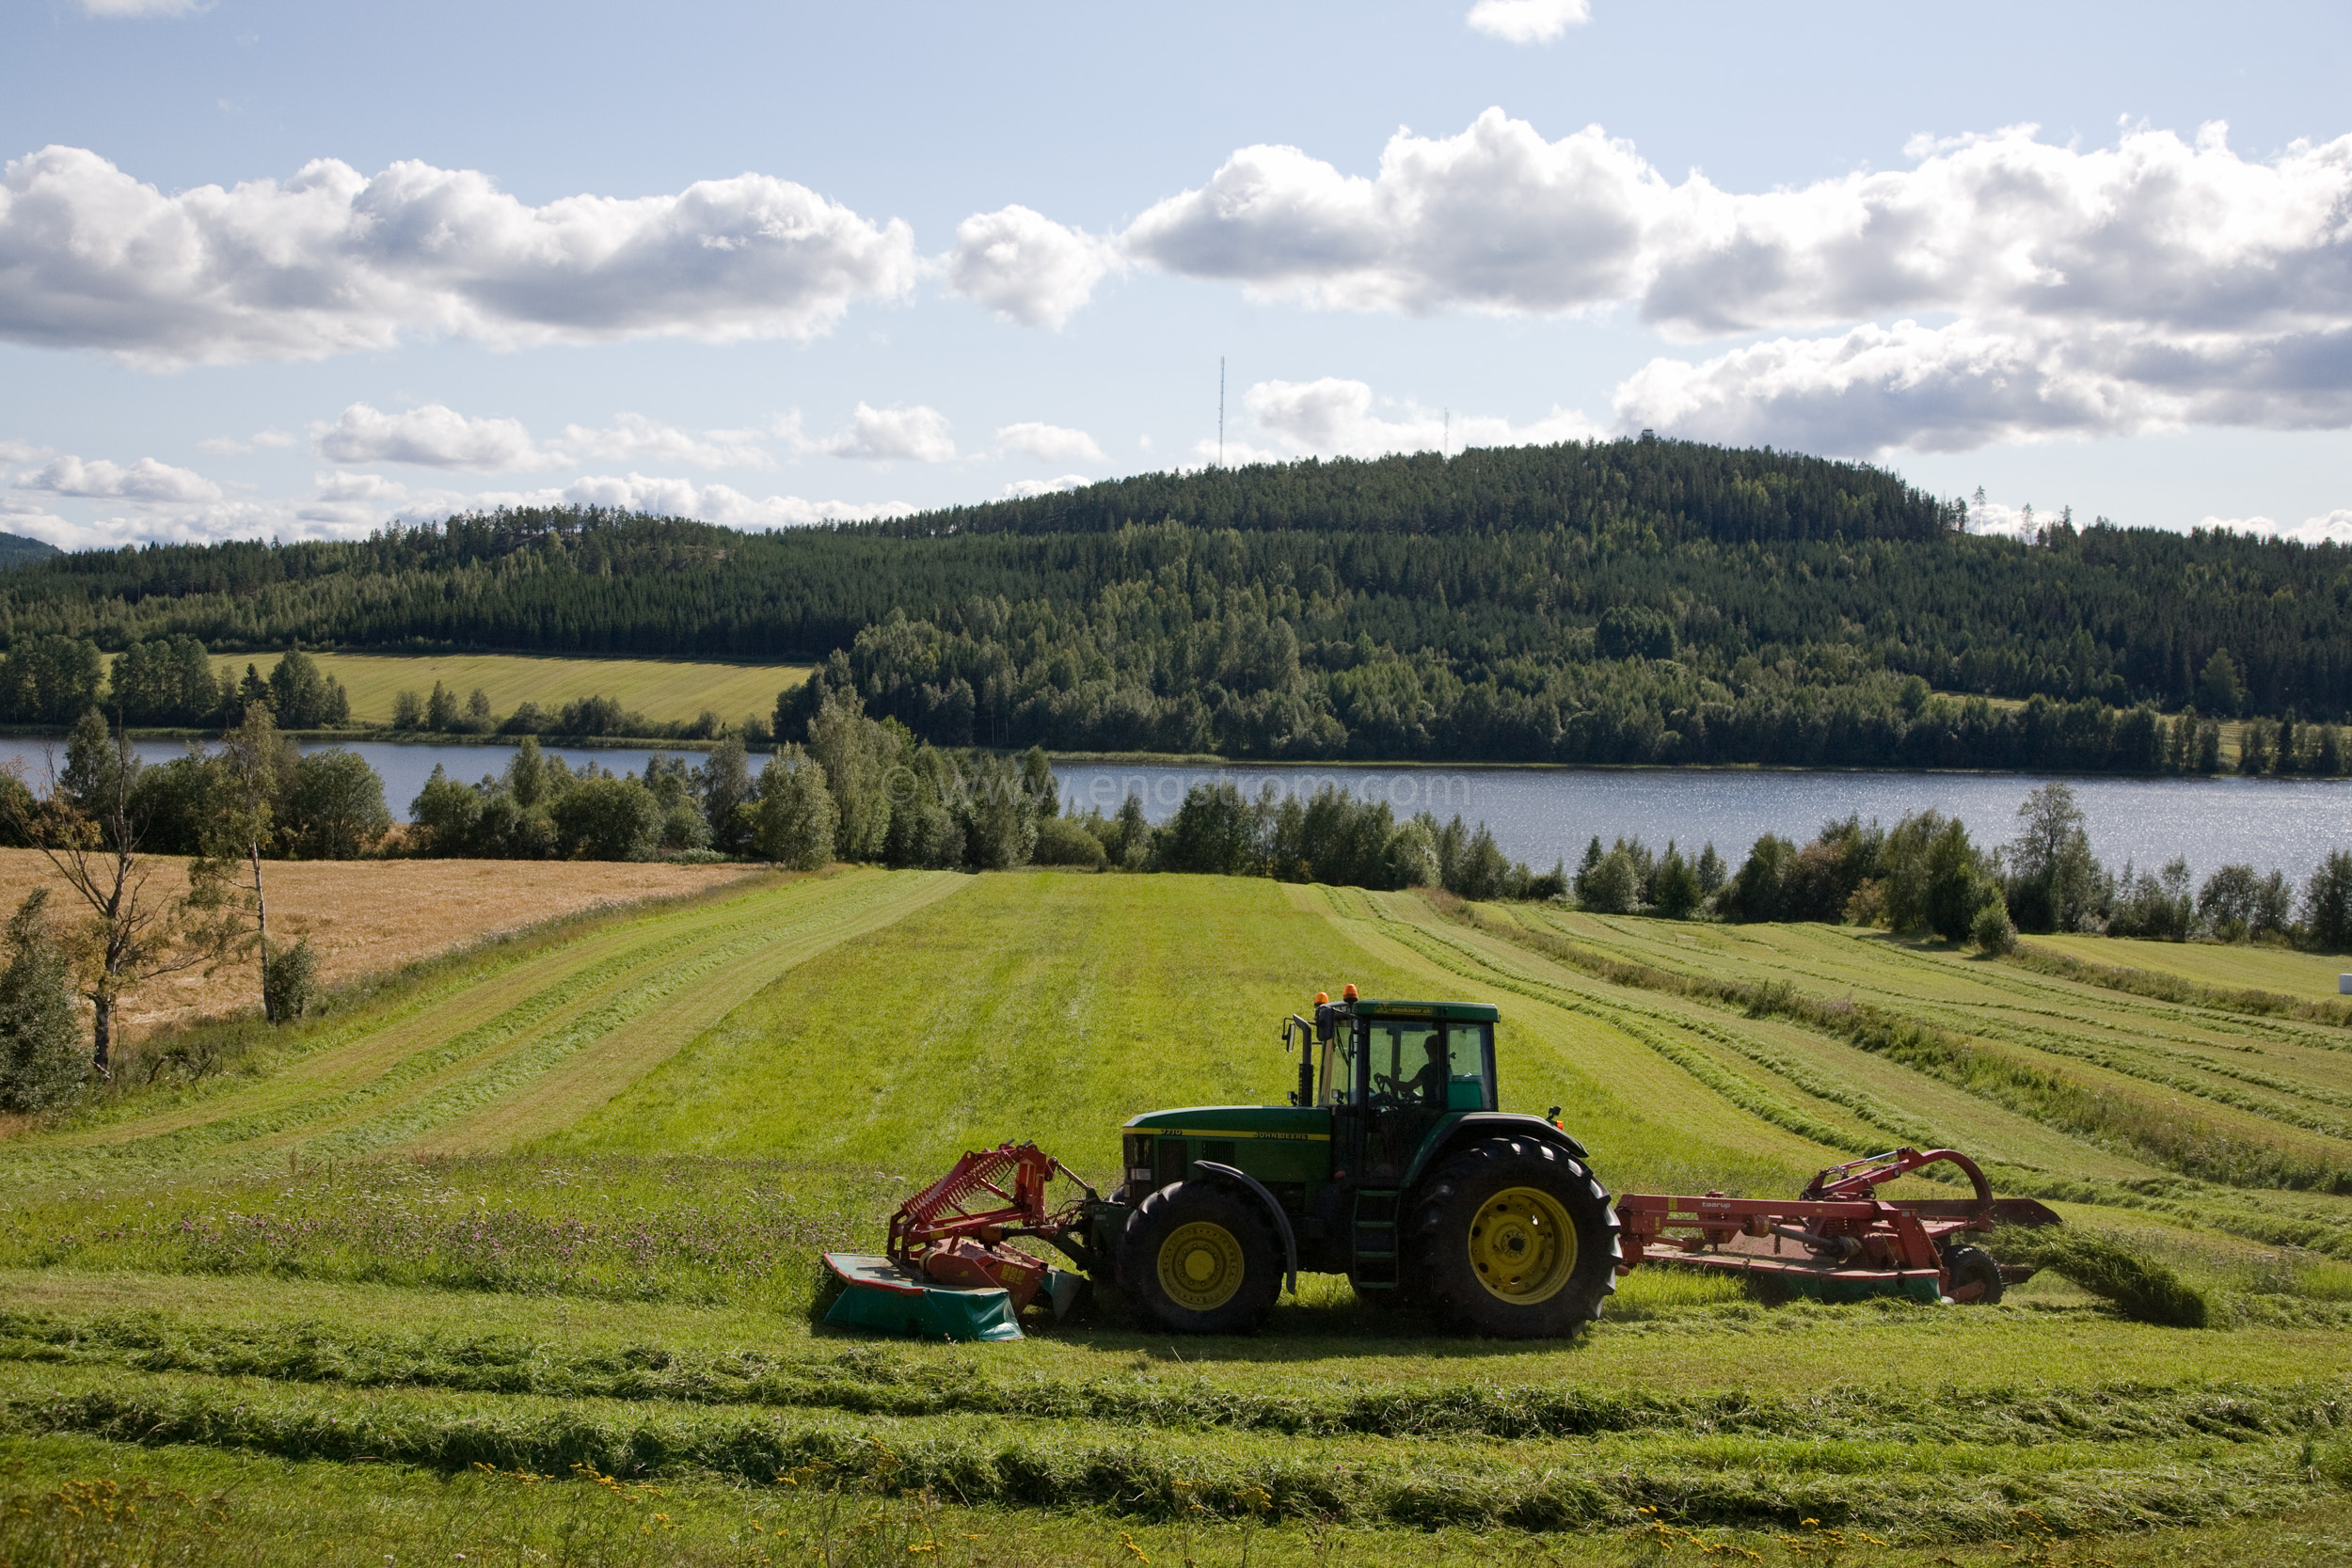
[1398,1114,1592,1194]
[1191,1161,1299,1297]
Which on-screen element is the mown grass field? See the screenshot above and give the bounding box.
[201,650,813,729]
[6,869,2352,1564]
[2029,928,2352,997]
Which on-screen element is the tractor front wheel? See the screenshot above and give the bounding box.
[1410,1137,1620,1338]
[1119,1180,1282,1335]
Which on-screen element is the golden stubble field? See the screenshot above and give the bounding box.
[0,847,760,1040]
[202,651,813,729]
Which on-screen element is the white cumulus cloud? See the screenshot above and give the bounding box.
[1127,111,2352,337]
[2204,509,2352,545]
[1614,316,2352,455]
[818,403,955,463]
[555,413,774,469]
[996,420,1105,464]
[1000,475,1092,499]
[196,428,294,455]
[311,403,781,471]
[17,452,220,502]
[0,146,918,366]
[1119,110,2352,452]
[1220,377,1600,462]
[546,473,900,529]
[12,465,908,551]
[314,403,543,469]
[1123,110,1677,317]
[946,205,1118,329]
[1466,0,1591,44]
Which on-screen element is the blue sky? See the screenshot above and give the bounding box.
[3,0,2349,548]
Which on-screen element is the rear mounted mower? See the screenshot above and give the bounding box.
[822,990,2062,1340]
[1616,1147,2060,1305]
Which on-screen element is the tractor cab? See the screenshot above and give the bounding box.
[1311,993,1499,1183]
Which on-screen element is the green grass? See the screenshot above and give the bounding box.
[10,871,2352,1560]
[202,650,813,730]
[2028,930,2351,997]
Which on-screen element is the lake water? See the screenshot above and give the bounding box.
[1052,762,2352,885]
[6,736,2347,882]
[0,738,683,825]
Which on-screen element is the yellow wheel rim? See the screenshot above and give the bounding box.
[1468,1185,1577,1304]
[1157,1220,1246,1311]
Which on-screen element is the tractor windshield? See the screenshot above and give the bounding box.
[1359,1020,1496,1111]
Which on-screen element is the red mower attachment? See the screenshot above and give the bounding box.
[1614,1148,2061,1305]
[887,1141,1094,1313]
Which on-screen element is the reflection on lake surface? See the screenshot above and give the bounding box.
[3,736,2345,883]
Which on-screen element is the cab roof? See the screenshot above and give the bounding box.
[1342,997,1500,1023]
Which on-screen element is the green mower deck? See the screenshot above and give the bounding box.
[820,1253,1023,1342]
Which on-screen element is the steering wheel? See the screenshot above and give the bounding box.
[1371,1072,1406,1109]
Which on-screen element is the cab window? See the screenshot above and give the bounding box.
[1446,1022,1496,1111]
[1318,1030,1355,1106]
[1365,1022,1447,1107]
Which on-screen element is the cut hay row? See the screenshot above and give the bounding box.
[1,1362,2331,1541]
[9,1304,2345,1440]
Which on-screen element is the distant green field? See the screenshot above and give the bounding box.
[8,874,2352,1563]
[2030,928,2352,998]
[206,650,813,728]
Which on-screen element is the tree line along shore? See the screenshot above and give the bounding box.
[4,634,2347,782]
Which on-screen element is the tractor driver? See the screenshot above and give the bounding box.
[1407,1031,1449,1106]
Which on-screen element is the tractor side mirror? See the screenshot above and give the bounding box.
[1314,1004,1335,1043]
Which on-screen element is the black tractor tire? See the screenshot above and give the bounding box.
[1944,1244,2005,1305]
[1118,1180,1283,1336]
[1408,1136,1620,1338]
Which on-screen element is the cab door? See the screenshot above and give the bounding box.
[1360,1019,1449,1181]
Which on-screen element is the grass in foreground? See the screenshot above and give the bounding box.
[17,1435,2352,1568]
[12,874,2352,1558]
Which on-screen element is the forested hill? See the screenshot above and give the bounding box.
[0,531,58,567]
[876,440,1954,543]
[2,438,2347,771]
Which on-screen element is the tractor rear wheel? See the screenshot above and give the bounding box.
[1119,1180,1282,1335]
[1409,1136,1620,1338]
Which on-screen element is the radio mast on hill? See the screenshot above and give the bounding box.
[1218,356,1225,468]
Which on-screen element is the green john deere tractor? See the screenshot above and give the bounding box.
[1087,989,1621,1337]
